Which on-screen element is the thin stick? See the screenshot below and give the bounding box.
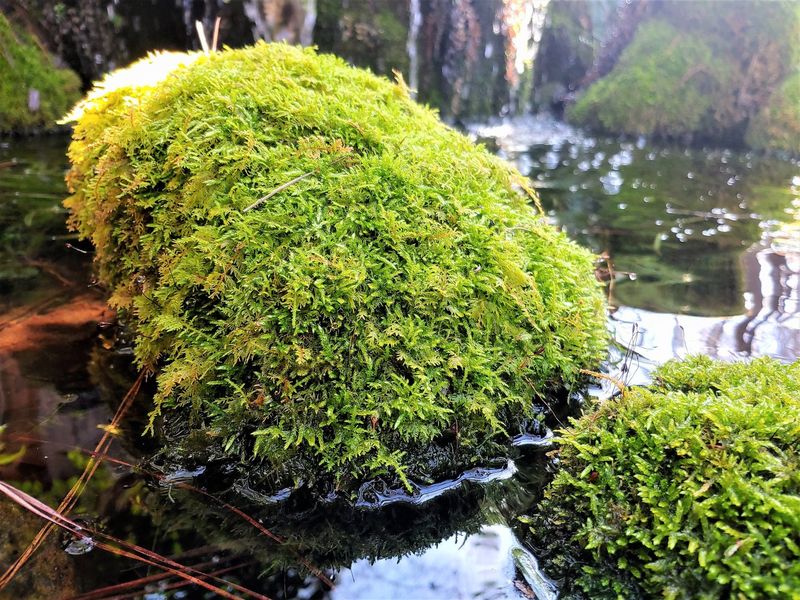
[0,370,146,590]
[0,482,263,600]
[212,17,222,52]
[580,368,626,396]
[196,21,210,55]
[244,171,314,212]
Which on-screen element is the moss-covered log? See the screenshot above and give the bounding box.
[523,356,800,599]
[0,12,80,134]
[63,43,606,491]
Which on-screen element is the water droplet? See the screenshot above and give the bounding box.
[64,536,94,555]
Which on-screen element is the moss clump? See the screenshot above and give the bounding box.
[0,12,81,134]
[524,356,800,599]
[569,1,800,147]
[746,72,800,154]
[568,20,732,139]
[63,43,606,490]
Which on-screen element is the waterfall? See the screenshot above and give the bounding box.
[406,0,422,98]
[502,0,551,112]
[301,0,317,46]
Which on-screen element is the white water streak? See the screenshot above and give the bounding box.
[406,0,422,98]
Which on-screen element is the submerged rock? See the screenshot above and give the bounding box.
[522,355,800,599]
[63,43,606,492]
[0,13,81,134]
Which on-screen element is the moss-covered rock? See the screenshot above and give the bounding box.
[746,72,800,154]
[523,356,800,599]
[63,43,606,491]
[569,0,800,148]
[0,12,81,134]
[568,20,733,139]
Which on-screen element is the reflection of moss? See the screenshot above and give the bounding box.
[0,13,81,133]
[746,73,800,154]
[569,20,732,139]
[64,45,607,493]
[523,356,800,599]
[163,479,488,570]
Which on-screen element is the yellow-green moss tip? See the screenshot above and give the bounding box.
[64,43,607,489]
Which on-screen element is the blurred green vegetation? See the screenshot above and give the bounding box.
[0,12,80,133]
[569,0,800,150]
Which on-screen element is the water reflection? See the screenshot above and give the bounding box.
[471,115,799,317]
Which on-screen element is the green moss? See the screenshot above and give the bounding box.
[63,43,606,490]
[0,12,81,134]
[569,1,800,147]
[568,20,733,138]
[746,72,800,154]
[523,356,800,599]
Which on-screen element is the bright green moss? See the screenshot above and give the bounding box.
[524,356,800,599]
[568,20,732,138]
[63,43,606,490]
[0,12,80,133]
[746,72,800,154]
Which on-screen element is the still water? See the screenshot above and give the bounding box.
[0,118,797,598]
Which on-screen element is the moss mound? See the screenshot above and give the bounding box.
[0,12,81,134]
[568,20,732,139]
[746,72,800,154]
[63,43,606,489]
[524,356,800,599]
[569,1,800,147]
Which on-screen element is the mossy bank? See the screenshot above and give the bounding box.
[523,356,800,599]
[0,12,80,134]
[568,1,800,151]
[63,43,606,491]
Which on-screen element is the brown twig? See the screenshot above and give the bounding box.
[244,171,314,212]
[580,368,626,396]
[0,370,146,590]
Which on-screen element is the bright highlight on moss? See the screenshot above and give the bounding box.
[63,43,606,489]
[524,356,800,599]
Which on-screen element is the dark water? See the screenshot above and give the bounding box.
[0,122,798,598]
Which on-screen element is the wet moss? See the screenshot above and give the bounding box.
[0,12,81,134]
[523,356,800,599]
[63,43,606,491]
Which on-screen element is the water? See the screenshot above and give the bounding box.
[0,122,798,597]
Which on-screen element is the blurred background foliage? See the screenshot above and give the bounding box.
[0,0,796,151]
